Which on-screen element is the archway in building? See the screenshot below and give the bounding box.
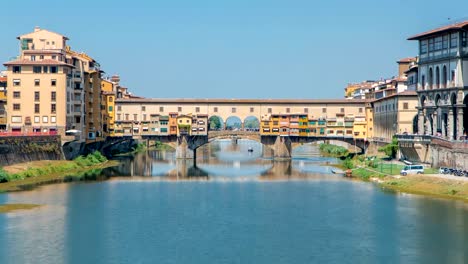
[208,116,224,131]
[451,93,458,139]
[429,68,434,89]
[225,116,242,131]
[442,65,447,88]
[412,115,418,134]
[464,94,468,138]
[243,116,260,132]
[435,94,442,134]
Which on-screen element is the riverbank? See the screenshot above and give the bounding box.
[0,152,118,192]
[0,204,41,213]
[379,174,468,202]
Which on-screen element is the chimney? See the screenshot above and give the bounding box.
[34,26,40,32]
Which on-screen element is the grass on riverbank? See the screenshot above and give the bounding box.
[381,175,468,201]
[0,151,118,192]
[0,204,41,213]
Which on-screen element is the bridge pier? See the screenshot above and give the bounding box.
[175,135,208,159]
[261,136,292,160]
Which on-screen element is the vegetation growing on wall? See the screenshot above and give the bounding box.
[319,143,349,157]
[378,137,399,158]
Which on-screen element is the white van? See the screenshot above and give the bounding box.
[400,165,424,176]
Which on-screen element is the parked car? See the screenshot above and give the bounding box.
[400,165,424,176]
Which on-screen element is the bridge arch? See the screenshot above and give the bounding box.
[225,116,242,130]
[208,115,224,131]
[243,116,260,131]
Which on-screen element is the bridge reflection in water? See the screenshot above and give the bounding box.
[102,139,341,181]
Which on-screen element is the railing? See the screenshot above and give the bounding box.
[395,134,432,144]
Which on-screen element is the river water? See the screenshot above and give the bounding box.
[1,139,468,264]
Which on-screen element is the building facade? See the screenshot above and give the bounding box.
[408,21,468,140]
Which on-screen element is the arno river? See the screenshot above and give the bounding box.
[1,140,468,263]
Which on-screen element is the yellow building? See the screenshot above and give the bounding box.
[352,116,367,139]
[101,79,116,137]
[298,114,308,137]
[260,115,272,135]
[176,115,192,136]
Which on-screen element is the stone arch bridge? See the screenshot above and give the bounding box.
[142,131,369,159]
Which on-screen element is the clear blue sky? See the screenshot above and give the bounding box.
[1,0,467,99]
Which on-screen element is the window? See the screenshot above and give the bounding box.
[125,114,129,121]
[51,55,56,60]
[434,36,442,50]
[50,66,58,73]
[451,33,458,48]
[420,41,428,54]
[421,75,426,89]
[117,105,122,111]
[213,107,218,113]
[463,32,467,47]
[341,108,345,113]
[51,116,56,123]
[51,79,56,86]
[43,66,48,73]
[143,114,147,121]
[428,38,434,52]
[13,79,20,86]
[359,108,363,113]
[34,79,40,86]
[178,107,182,112]
[40,55,44,60]
[304,108,308,113]
[133,114,138,121]
[196,107,200,113]
[13,104,20,110]
[443,35,449,49]
[34,116,40,123]
[250,107,254,113]
[11,116,22,123]
[33,66,41,73]
[34,104,40,113]
[322,108,327,113]
[51,91,56,102]
[109,97,113,102]
[403,102,409,110]
[159,106,164,112]
[286,108,290,113]
[232,107,236,113]
[109,106,113,112]
[42,116,48,123]
[141,106,146,111]
[51,104,56,113]
[117,114,121,120]
[31,55,36,61]
[13,91,21,98]
[35,91,40,101]
[268,108,272,113]
[13,66,21,73]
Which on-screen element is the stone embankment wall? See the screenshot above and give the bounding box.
[62,137,137,160]
[430,138,468,169]
[0,136,63,166]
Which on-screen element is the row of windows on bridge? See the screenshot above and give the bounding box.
[116,106,364,114]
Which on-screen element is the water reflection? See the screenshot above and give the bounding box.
[103,140,340,181]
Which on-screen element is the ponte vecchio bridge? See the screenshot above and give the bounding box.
[113,98,371,159]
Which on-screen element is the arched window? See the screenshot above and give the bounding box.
[421,75,426,90]
[429,68,433,89]
[435,67,440,89]
[442,65,447,88]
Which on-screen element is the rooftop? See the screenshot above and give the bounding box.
[116,98,369,104]
[3,59,73,67]
[408,20,468,40]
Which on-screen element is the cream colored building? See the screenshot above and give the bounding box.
[114,98,368,137]
[3,27,103,141]
[372,91,418,142]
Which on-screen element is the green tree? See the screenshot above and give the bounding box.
[378,137,399,158]
[209,117,222,130]
[244,118,260,129]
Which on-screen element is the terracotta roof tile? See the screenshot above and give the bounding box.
[408,21,468,40]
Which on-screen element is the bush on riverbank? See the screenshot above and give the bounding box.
[319,143,349,157]
[0,151,107,183]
